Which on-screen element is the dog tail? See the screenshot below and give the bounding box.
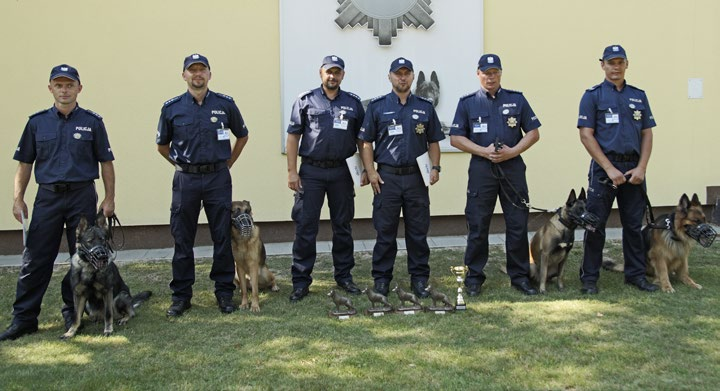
[131,291,153,308]
[601,258,624,273]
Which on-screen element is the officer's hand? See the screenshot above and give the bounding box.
[360,170,369,186]
[368,171,384,194]
[430,170,439,185]
[606,167,627,187]
[288,172,302,192]
[12,199,28,224]
[100,199,115,217]
[624,167,646,185]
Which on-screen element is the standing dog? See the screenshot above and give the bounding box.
[604,193,716,292]
[529,189,599,293]
[62,212,151,339]
[230,200,279,312]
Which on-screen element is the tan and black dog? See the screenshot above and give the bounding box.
[529,189,598,293]
[62,211,151,339]
[604,193,716,293]
[230,200,279,312]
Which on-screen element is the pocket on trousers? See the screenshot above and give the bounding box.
[291,191,304,222]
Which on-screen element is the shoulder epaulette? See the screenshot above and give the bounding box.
[626,84,645,93]
[370,95,385,103]
[503,88,523,94]
[417,95,434,104]
[216,92,235,102]
[163,95,182,107]
[346,91,362,102]
[29,108,49,119]
[586,84,601,92]
[459,91,476,100]
[84,109,103,120]
[297,90,313,99]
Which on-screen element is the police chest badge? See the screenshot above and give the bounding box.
[633,110,642,121]
[507,117,518,128]
[73,133,81,140]
[415,123,425,134]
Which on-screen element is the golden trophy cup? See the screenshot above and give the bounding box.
[450,266,469,311]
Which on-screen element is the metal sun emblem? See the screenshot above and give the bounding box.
[335,0,434,46]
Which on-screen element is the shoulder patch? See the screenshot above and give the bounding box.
[346,91,362,102]
[503,88,523,95]
[417,95,434,104]
[215,92,235,102]
[84,109,103,120]
[586,84,601,92]
[163,95,182,107]
[297,90,313,99]
[626,84,645,93]
[29,108,50,119]
[370,95,385,103]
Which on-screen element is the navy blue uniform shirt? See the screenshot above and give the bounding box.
[156,90,247,164]
[577,79,656,155]
[358,92,444,166]
[287,87,365,160]
[450,87,541,149]
[14,105,114,184]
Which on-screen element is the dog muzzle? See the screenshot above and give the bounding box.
[569,211,600,232]
[232,212,254,238]
[78,244,111,269]
[685,223,717,248]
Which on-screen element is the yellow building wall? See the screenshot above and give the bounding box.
[1,0,717,231]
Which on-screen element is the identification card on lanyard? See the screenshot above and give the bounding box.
[333,117,349,130]
[605,109,619,124]
[217,122,231,140]
[473,117,488,133]
[388,119,403,136]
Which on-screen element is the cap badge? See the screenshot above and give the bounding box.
[399,59,405,64]
[192,54,199,59]
[332,56,338,61]
[61,67,68,71]
[488,57,494,64]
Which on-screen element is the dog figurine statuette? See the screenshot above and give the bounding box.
[362,287,393,316]
[328,289,357,319]
[392,284,423,314]
[425,285,454,313]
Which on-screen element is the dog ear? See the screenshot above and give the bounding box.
[690,193,701,206]
[566,189,577,205]
[76,216,89,237]
[417,71,425,84]
[431,71,439,86]
[578,187,587,200]
[679,193,691,211]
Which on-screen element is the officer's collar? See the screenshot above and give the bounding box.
[602,78,626,92]
[185,89,211,105]
[51,103,80,119]
[480,86,502,99]
[390,90,413,105]
[319,85,342,99]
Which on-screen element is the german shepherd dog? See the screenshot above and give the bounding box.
[414,71,440,107]
[529,189,599,293]
[230,200,279,312]
[604,193,716,293]
[62,211,152,339]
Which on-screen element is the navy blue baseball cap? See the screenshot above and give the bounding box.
[601,45,627,61]
[49,64,80,83]
[478,54,502,71]
[321,55,345,70]
[389,57,413,72]
[183,53,210,70]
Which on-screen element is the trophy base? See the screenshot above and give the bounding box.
[395,306,423,315]
[454,304,467,311]
[329,309,357,320]
[427,306,454,314]
[365,307,394,317]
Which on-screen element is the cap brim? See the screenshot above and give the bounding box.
[390,66,413,72]
[602,55,626,61]
[321,63,344,70]
[184,61,209,70]
[479,66,501,71]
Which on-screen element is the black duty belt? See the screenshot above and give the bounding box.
[40,181,93,193]
[378,164,420,175]
[175,162,227,174]
[605,152,639,162]
[301,157,345,169]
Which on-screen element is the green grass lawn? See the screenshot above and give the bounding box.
[1,242,719,390]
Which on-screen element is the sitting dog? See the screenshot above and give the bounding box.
[231,200,279,312]
[529,188,598,293]
[604,193,716,293]
[62,211,151,339]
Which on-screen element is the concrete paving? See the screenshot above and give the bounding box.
[0,229,623,267]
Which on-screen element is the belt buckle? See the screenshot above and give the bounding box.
[54,183,69,192]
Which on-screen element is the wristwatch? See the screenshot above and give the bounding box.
[431,165,441,172]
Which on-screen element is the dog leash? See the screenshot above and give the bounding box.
[107,213,126,250]
[598,176,660,229]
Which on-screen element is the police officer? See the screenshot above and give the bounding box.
[577,44,658,294]
[450,54,540,296]
[286,55,366,302]
[157,54,249,316]
[1,64,116,341]
[359,57,444,298]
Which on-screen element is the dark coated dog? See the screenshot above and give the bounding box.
[529,189,598,293]
[604,193,716,293]
[414,71,440,107]
[231,200,279,312]
[62,211,151,339]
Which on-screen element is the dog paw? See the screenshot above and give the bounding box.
[271,284,280,292]
[250,305,261,313]
[60,332,74,340]
[103,331,113,337]
[662,286,675,293]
